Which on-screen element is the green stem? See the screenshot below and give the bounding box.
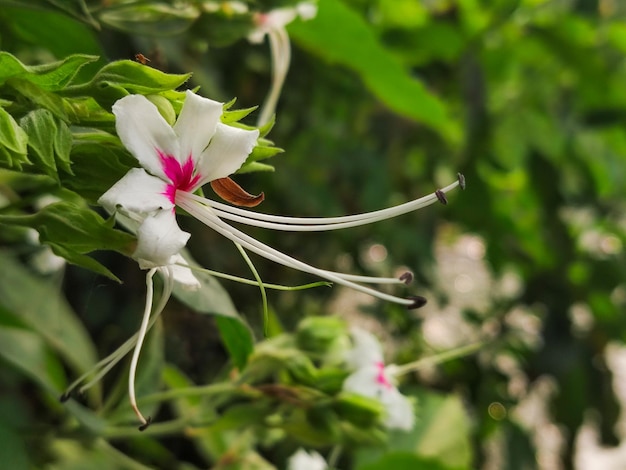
[180,261,331,291]
[234,242,270,337]
[394,341,484,377]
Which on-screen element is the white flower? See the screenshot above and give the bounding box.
[343,328,415,431]
[86,91,462,428]
[248,2,318,127]
[288,449,327,470]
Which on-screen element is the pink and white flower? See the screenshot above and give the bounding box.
[84,90,461,428]
[343,328,415,431]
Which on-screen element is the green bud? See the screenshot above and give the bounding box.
[334,392,384,428]
[285,353,318,386]
[146,94,176,126]
[313,367,349,395]
[296,316,347,356]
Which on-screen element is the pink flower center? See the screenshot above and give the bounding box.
[375,361,393,390]
[158,150,201,204]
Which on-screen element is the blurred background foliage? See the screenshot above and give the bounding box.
[1,0,626,468]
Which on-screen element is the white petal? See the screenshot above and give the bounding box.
[134,210,190,268]
[345,328,384,368]
[342,365,382,397]
[196,124,259,184]
[173,90,223,167]
[167,254,201,290]
[287,449,327,470]
[380,388,415,431]
[113,95,180,180]
[98,168,173,214]
[296,3,318,20]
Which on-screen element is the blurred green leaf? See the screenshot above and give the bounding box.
[0,251,98,375]
[289,0,458,140]
[98,3,200,36]
[0,423,31,469]
[0,52,98,90]
[215,316,254,370]
[357,452,463,470]
[354,389,472,469]
[0,106,29,170]
[0,201,136,281]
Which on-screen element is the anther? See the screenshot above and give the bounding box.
[457,173,466,190]
[406,295,428,309]
[435,190,448,205]
[59,391,72,403]
[138,416,152,431]
[399,271,414,285]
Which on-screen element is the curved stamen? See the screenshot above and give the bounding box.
[129,268,157,429]
[181,179,460,230]
[177,197,416,306]
[257,27,291,127]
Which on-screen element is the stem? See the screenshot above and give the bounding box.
[393,342,484,377]
[235,242,270,337]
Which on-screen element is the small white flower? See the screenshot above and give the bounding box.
[248,2,318,127]
[343,328,415,431]
[288,448,327,470]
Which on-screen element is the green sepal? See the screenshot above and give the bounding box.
[0,107,29,170]
[222,106,258,124]
[334,392,385,428]
[0,52,99,91]
[237,161,276,174]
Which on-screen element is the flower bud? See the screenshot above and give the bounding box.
[146,94,176,126]
[296,316,346,356]
[333,392,384,428]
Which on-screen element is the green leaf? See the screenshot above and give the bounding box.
[20,109,60,180]
[0,325,66,394]
[289,0,459,140]
[0,201,136,281]
[98,3,199,36]
[0,251,98,376]
[7,77,68,120]
[63,60,191,110]
[0,106,29,170]
[357,452,463,470]
[0,52,99,90]
[215,316,254,370]
[0,423,31,469]
[354,389,473,469]
[0,7,102,62]
[172,252,241,319]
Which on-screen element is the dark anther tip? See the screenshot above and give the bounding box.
[59,391,72,403]
[457,173,466,190]
[406,295,428,310]
[435,189,448,205]
[399,271,414,285]
[138,417,152,432]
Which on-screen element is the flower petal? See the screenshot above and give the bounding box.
[287,449,327,470]
[173,90,223,167]
[98,168,173,215]
[196,123,259,185]
[167,254,201,290]
[134,210,190,268]
[345,328,384,368]
[113,95,179,180]
[380,388,415,431]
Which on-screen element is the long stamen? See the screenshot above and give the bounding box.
[257,27,291,127]
[177,197,416,306]
[129,268,157,430]
[61,268,174,400]
[182,179,460,231]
